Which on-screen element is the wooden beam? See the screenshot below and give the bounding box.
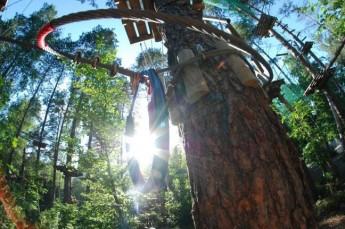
[114,0,161,43]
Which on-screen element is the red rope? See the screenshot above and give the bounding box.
[36,23,54,50]
[0,170,36,229]
[35,9,273,82]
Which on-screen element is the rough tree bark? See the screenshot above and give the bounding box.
[154,1,317,228]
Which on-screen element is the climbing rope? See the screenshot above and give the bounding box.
[36,8,273,83]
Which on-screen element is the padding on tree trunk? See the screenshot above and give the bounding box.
[213,39,259,88]
[254,14,277,37]
[166,84,185,125]
[177,49,209,104]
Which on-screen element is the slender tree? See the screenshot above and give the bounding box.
[36,65,65,167]
[63,93,84,203]
[7,62,53,173]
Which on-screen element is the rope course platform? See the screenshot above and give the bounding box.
[114,0,162,44]
[254,14,277,37]
[301,41,314,55]
[56,165,83,178]
[304,37,345,95]
[305,67,336,95]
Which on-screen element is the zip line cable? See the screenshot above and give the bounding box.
[4,0,24,9]
[139,42,149,68]
[143,41,154,67]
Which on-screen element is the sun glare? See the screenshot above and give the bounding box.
[123,88,182,172]
[125,130,157,170]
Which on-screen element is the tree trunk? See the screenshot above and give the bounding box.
[52,85,75,203]
[63,109,78,203]
[102,142,127,228]
[7,63,53,174]
[155,1,316,228]
[324,90,345,155]
[87,122,93,151]
[50,112,63,205]
[63,93,83,203]
[36,66,64,168]
[19,148,26,183]
[1,52,19,79]
[278,94,293,111]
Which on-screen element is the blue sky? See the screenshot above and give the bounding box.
[1,0,161,68]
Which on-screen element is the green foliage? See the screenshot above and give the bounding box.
[1,0,345,227]
[165,147,193,228]
[298,0,345,39]
[135,48,167,71]
[282,97,337,168]
[316,190,345,218]
[40,202,78,229]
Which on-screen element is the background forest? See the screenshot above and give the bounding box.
[0,0,344,228]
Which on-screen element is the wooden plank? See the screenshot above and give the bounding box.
[115,0,127,9]
[123,22,138,44]
[129,0,151,38]
[130,34,154,44]
[114,0,162,43]
[142,0,154,9]
[150,24,162,42]
[142,0,162,42]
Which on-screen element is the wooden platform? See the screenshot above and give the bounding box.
[254,14,277,37]
[301,41,314,55]
[305,68,335,95]
[266,79,284,100]
[114,0,162,44]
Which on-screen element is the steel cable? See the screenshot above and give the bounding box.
[36,8,273,83]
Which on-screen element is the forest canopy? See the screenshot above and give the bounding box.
[0,0,344,228]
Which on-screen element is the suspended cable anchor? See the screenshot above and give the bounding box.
[254,14,277,37]
[301,41,314,55]
[305,67,336,95]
